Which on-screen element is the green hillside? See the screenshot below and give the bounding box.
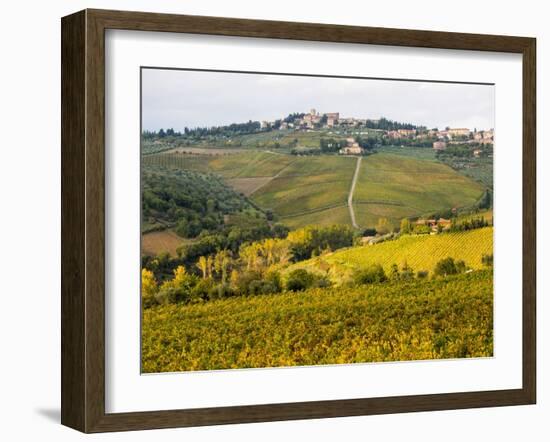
[353,153,485,227]
[144,150,486,230]
[142,270,493,372]
[251,156,356,219]
[288,227,493,283]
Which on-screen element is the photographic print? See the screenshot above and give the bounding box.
[140,68,494,374]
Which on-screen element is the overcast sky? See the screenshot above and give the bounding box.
[142,69,494,132]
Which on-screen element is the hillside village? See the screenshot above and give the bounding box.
[259,108,494,156]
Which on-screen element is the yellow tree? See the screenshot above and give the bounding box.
[206,255,214,278]
[214,250,232,283]
[196,256,208,279]
[141,268,157,307]
[160,265,188,291]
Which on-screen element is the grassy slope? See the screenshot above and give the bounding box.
[289,227,493,282]
[353,153,484,227]
[144,150,486,230]
[379,145,438,162]
[251,155,356,220]
[282,205,351,229]
[143,151,293,179]
[142,270,493,372]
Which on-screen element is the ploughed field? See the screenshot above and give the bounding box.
[142,270,493,372]
[144,150,485,230]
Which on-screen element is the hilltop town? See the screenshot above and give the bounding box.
[259,108,494,156]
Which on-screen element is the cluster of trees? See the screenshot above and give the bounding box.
[142,168,254,236]
[142,128,182,139]
[142,224,355,304]
[142,113,313,144]
[175,224,352,271]
[373,212,491,239]
[365,117,422,131]
[142,253,482,309]
[433,257,468,277]
[354,136,378,150]
[319,138,348,153]
[449,216,490,232]
[143,219,289,281]
[142,120,263,140]
[435,144,493,161]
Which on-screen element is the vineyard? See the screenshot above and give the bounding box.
[288,227,493,283]
[144,149,486,230]
[353,153,485,227]
[142,270,493,372]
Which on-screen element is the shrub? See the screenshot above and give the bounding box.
[286,269,316,292]
[264,270,283,293]
[417,270,429,279]
[389,263,400,280]
[413,224,431,235]
[231,270,262,296]
[208,283,233,300]
[400,261,415,281]
[433,257,468,277]
[191,278,215,301]
[455,260,467,274]
[482,253,493,267]
[362,228,377,237]
[155,265,200,304]
[354,264,387,285]
[313,276,332,288]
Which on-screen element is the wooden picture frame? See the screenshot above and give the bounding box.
[61,8,536,433]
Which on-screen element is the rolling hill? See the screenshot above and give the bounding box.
[144,150,486,230]
[287,227,493,283]
[353,153,485,227]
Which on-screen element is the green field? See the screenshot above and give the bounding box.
[251,156,356,218]
[143,151,294,178]
[353,154,484,227]
[289,227,493,283]
[379,145,438,162]
[144,149,486,230]
[142,270,493,372]
[281,205,351,229]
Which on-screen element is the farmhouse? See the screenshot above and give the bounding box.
[416,218,452,232]
[448,128,471,137]
[340,146,364,155]
[340,137,364,155]
[398,129,416,137]
[433,141,447,150]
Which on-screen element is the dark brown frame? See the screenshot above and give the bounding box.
[61,8,536,433]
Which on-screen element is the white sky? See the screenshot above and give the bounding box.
[142,68,495,132]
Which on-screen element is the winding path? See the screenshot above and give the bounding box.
[348,156,362,229]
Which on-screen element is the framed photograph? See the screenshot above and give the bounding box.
[61,9,536,433]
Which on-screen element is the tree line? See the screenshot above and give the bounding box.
[142,252,492,309]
